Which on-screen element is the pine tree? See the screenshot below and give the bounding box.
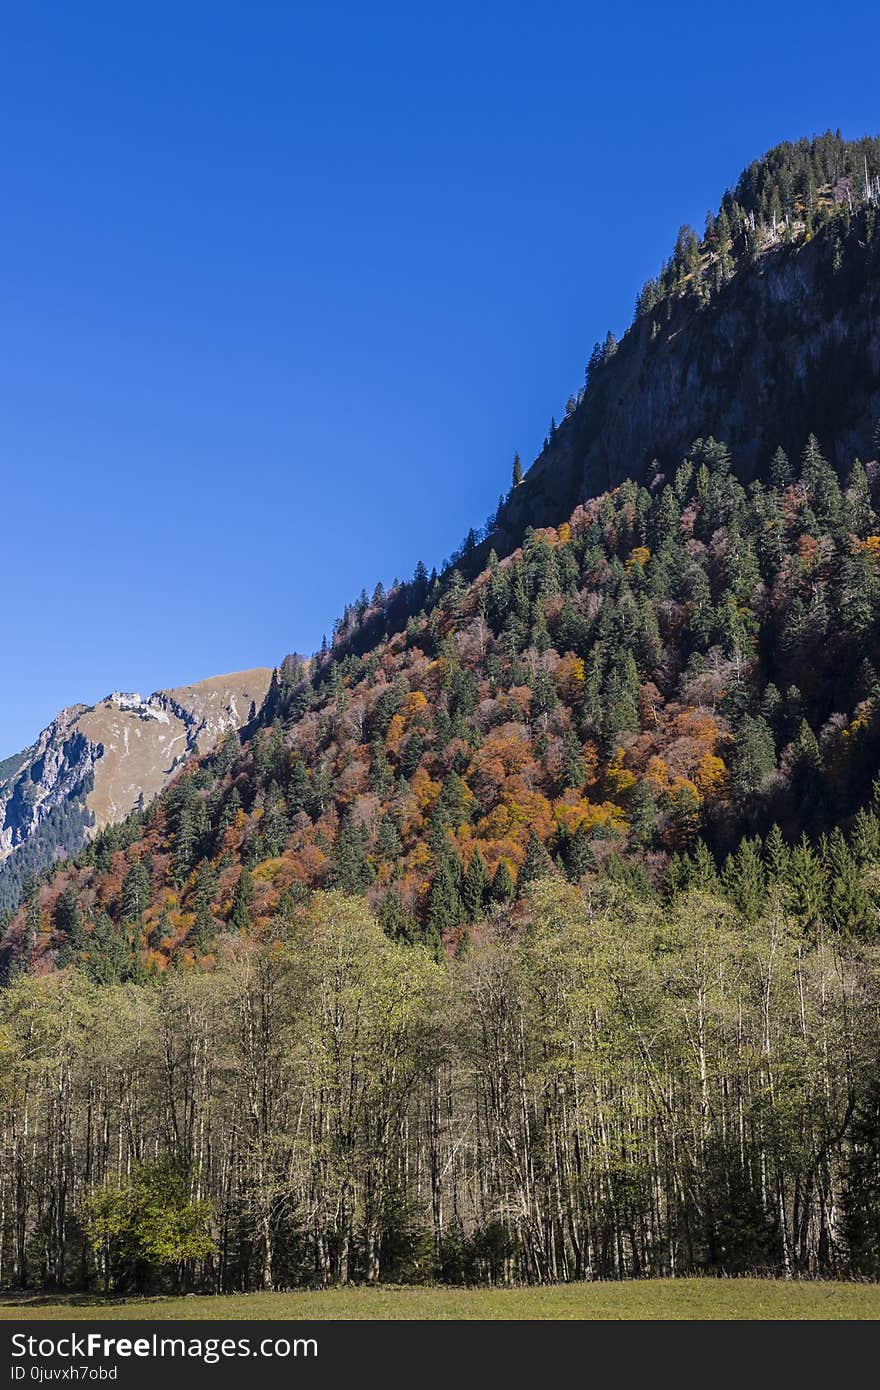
[564,824,596,882]
[121,857,151,923]
[628,781,658,850]
[229,867,254,931]
[329,814,374,894]
[827,828,874,934]
[512,452,523,488]
[769,446,793,490]
[426,858,462,939]
[491,860,516,905]
[518,833,553,892]
[461,851,488,922]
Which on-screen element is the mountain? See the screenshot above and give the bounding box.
[15,420,880,960]
[4,133,880,1296]
[0,669,272,911]
[493,132,880,555]
[6,132,880,957]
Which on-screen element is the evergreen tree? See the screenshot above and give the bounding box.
[787,836,827,928]
[190,898,216,955]
[461,851,488,922]
[378,891,420,945]
[628,781,658,850]
[564,825,597,881]
[85,913,136,985]
[827,828,874,935]
[722,837,765,921]
[730,715,776,806]
[329,814,374,894]
[229,868,254,931]
[121,857,151,923]
[764,824,790,885]
[171,790,200,887]
[426,858,462,939]
[518,833,553,892]
[55,885,86,964]
[490,860,516,905]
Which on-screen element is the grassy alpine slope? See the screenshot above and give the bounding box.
[4,1280,880,1321]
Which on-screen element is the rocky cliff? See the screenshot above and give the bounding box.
[0,668,272,909]
[495,202,880,549]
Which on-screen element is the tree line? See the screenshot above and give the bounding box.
[2,869,880,1293]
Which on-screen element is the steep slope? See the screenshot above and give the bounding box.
[0,669,271,910]
[493,134,880,554]
[6,133,880,965]
[9,425,880,975]
[6,133,880,1302]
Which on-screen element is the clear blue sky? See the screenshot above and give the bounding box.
[1,0,878,754]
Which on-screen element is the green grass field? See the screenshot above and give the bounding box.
[2,1279,878,1320]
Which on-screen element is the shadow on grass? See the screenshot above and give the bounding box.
[0,1292,176,1310]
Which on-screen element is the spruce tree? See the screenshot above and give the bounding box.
[565,825,596,881]
[190,899,216,955]
[787,836,827,928]
[426,858,462,939]
[491,860,516,905]
[461,851,488,922]
[518,833,553,892]
[85,913,136,985]
[764,824,790,886]
[722,837,765,921]
[827,829,874,935]
[229,867,254,931]
[628,781,658,850]
[121,857,151,923]
[329,814,374,894]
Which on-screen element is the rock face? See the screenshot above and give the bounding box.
[0,669,272,901]
[495,210,880,549]
[0,708,92,859]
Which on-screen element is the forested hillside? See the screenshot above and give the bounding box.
[3,133,880,1296]
[496,132,880,545]
[8,428,880,975]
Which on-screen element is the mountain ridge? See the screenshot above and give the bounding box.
[493,185,880,558]
[5,132,880,951]
[0,667,272,910]
[5,131,880,1295]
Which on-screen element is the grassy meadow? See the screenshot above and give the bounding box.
[2,1279,879,1321]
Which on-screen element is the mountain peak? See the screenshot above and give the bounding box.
[0,666,273,911]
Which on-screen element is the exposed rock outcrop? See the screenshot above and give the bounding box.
[0,668,272,905]
[495,209,880,550]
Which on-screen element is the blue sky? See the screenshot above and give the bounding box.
[1,0,878,753]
